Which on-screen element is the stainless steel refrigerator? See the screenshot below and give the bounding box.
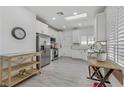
[36,33,51,67]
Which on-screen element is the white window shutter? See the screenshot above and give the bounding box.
[107,6,124,66]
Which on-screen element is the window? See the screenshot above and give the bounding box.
[81,36,95,45]
[107,12,117,62]
[81,36,87,45]
[88,36,95,45]
[117,7,124,65]
[107,7,124,66]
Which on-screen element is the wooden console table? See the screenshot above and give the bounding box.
[87,57,124,87]
[0,52,41,87]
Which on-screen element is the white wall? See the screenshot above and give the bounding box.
[80,26,94,36]
[0,7,37,55]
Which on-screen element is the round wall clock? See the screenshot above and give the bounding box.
[11,27,26,40]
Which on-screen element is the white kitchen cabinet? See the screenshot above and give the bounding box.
[71,50,88,60]
[36,20,49,35]
[72,30,80,44]
[95,12,106,41]
[72,50,81,59]
[82,50,88,61]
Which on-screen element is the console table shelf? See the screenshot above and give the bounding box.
[2,61,40,72]
[0,52,41,87]
[3,69,39,87]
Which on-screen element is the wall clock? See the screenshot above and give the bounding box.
[11,27,26,40]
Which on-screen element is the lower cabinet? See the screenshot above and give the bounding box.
[71,50,88,61]
[82,50,88,61]
[71,50,82,59]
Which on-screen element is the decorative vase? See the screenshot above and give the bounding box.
[97,53,106,61]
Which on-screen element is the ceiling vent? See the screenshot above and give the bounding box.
[57,12,64,16]
[72,27,79,30]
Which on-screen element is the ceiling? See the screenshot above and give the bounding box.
[25,6,105,31]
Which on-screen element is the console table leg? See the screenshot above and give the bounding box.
[0,59,2,85]
[8,62,12,87]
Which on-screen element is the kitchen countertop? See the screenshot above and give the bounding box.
[71,44,89,50]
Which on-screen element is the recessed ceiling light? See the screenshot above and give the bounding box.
[78,23,82,26]
[63,25,66,28]
[73,12,77,15]
[52,17,56,20]
[65,13,87,21]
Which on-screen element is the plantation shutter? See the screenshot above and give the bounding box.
[117,7,124,65]
[107,7,124,66]
[107,7,118,62]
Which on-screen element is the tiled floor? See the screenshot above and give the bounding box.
[17,57,93,87]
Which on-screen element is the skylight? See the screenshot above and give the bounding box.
[65,13,87,21]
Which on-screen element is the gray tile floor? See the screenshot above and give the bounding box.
[17,57,93,87]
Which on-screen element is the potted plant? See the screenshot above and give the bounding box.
[95,49,106,61]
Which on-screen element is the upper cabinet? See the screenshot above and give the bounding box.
[72,30,80,44]
[95,12,106,41]
[36,20,49,35]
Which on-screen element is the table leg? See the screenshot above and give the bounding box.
[88,66,91,77]
[87,66,100,79]
[88,66,113,87]
[92,67,106,87]
[8,62,12,87]
[98,69,114,87]
[91,67,100,78]
[0,58,3,85]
